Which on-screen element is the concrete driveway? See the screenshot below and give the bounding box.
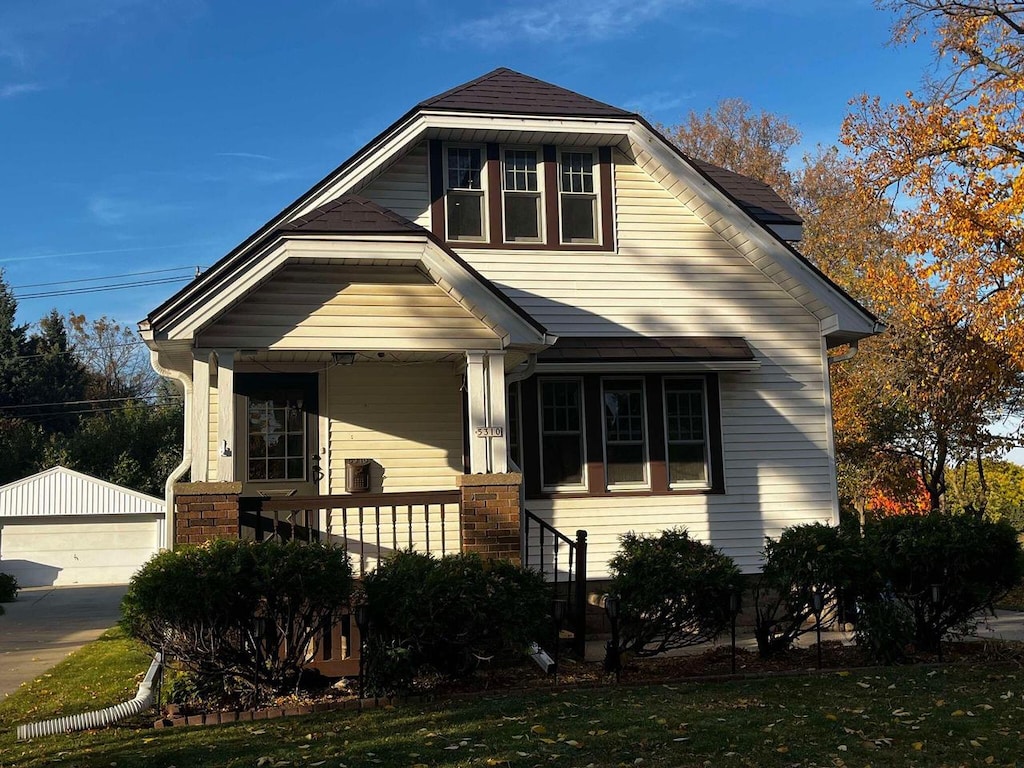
[0,584,127,698]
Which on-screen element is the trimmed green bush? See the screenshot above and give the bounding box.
[0,572,18,603]
[858,512,1024,653]
[608,528,741,657]
[121,539,352,707]
[753,522,862,658]
[362,551,549,691]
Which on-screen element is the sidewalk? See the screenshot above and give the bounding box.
[582,609,1024,663]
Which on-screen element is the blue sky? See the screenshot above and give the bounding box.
[0,0,933,328]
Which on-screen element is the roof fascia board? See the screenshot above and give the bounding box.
[0,465,164,507]
[628,123,878,339]
[535,360,760,373]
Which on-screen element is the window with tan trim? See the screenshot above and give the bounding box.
[502,148,542,242]
[559,150,598,243]
[602,378,648,488]
[445,145,485,240]
[539,378,586,490]
[664,378,711,487]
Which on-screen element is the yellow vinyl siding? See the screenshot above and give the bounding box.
[462,149,834,575]
[207,384,219,481]
[326,362,463,494]
[355,142,430,227]
[197,265,501,351]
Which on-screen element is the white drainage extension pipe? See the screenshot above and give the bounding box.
[17,654,162,741]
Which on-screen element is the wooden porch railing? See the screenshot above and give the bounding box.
[238,490,461,676]
[239,490,462,577]
[523,509,588,656]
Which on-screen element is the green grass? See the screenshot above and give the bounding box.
[3,636,1024,767]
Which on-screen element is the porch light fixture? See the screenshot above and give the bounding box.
[239,348,259,358]
[332,351,356,366]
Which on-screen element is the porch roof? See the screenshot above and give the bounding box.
[535,336,760,372]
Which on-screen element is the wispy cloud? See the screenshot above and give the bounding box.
[87,195,189,227]
[0,241,221,265]
[623,90,695,117]
[0,81,42,98]
[447,0,692,46]
[215,152,277,162]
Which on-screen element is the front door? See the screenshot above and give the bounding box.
[235,373,320,497]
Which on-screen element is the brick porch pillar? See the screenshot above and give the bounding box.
[173,481,243,546]
[457,472,522,563]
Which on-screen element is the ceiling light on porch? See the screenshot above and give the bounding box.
[332,351,356,366]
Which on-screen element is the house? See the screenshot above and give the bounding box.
[140,68,878,586]
[0,466,165,587]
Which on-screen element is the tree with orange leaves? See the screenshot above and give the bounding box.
[843,1,1024,365]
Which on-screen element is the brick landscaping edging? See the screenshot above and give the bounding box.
[153,695,431,729]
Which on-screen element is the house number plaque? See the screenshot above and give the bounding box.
[475,426,504,438]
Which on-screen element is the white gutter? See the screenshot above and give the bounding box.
[149,349,192,550]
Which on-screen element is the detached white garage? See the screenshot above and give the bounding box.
[0,466,165,587]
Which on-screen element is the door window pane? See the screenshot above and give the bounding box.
[247,396,306,481]
[540,379,585,488]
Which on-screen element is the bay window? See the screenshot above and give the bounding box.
[523,373,723,497]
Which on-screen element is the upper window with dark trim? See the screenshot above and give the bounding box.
[559,150,598,243]
[502,148,542,242]
[445,146,485,241]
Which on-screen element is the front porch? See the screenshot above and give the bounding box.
[171,475,588,676]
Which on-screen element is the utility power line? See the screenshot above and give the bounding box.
[12,266,202,290]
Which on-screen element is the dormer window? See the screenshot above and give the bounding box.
[559,150,598,243]
[445,146,485,240]
[503,148,541,242]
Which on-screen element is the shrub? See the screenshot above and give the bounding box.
[362,551,549,691]
[853,596,915,665]
[0,572,18,603]
[608,528,741,657]
[858,512,1024,653]
[753,523,862,658]
[121,539,352,706]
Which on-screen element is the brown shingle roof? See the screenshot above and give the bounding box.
[688,159,802,226]
[279,195,424,235]
[418,67,632,119]
[538,336,755,364]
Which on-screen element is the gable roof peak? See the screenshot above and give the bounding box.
[417,67,633,119]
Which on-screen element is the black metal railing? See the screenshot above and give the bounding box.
[523,509,588,656]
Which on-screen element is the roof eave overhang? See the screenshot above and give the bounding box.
[148,231,549,351]
[626,120,880,343]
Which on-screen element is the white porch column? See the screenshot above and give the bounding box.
[215,348,236,481]
[191,349,213,482]
[486,351,508,473]
[465,352,488,473]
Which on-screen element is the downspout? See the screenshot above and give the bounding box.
[17,654,162,740]
[506,353,538,563]
[149,349,192,550]
[828,339,859,364]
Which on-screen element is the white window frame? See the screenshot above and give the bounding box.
[444,143,487,242]
[663,377,712,490]
[558,149,600,245]
[538,377,588,492]
[501,146,544,243]
[600,377,650,490]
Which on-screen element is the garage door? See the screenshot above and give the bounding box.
[0,515,162,587]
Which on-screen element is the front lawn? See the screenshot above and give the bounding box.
[2,634,1024,767]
